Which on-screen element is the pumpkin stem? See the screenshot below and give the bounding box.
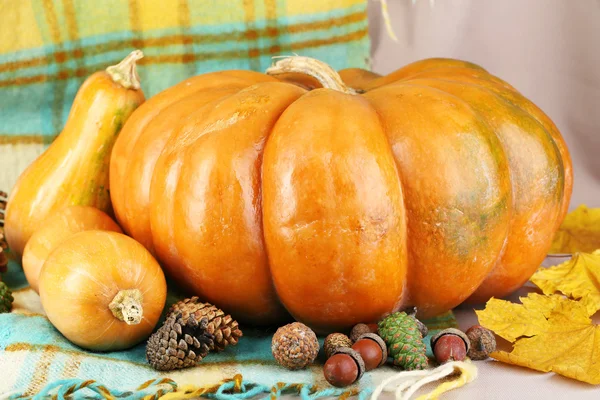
[266,56,357,94]
[109,289,143,325]
[106,50,143,90]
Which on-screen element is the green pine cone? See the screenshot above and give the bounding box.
[0,282,14,313]
[378,312,428,370]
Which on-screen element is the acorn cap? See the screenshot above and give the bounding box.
[332,347,365,381]
[356,333,388,366]
[324,333,353,359]
[430,328,470,353]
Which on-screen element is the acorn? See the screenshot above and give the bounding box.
[431,328,470,364]
[352,333,387,371]
[324,333,352,358]
[349,323,377,342]
[466,325,496,360]
[271,322,319,370]
[324,347,365,387]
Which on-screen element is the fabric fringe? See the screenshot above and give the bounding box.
[6,362,477,400]
[7,374,374,400]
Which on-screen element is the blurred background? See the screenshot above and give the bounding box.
[1,0,597,207]
[368,0,600,210]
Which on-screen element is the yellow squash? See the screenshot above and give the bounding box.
[4,51,145,257]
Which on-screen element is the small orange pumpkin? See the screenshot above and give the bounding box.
[39,230,166,351]
[22,206,122,293]
[110,56,572,332]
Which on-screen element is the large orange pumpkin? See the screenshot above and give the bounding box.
[110,56,572,332]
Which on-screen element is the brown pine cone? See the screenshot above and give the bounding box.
[0,191,7,274]
[169,297,242,352]
[146,312,214,371]
[0,230,7,274]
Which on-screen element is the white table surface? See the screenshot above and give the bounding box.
[416,256,600,400]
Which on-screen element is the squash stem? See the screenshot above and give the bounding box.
[266,56,357,94]
[106,50,143,90]
[109,289,143,325]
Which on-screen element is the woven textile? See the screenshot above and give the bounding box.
[0,257,458,398]
[0,0,370,191]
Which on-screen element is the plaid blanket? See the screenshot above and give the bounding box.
[0,0,370,191]
[0,257,458,398]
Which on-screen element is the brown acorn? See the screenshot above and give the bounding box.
[466,325,496,360]
[324,347,365,387]
[431,328,470,364]
[350,323,377,342]
[352,333,387,370]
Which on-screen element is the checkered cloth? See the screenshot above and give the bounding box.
[0,0,370,191]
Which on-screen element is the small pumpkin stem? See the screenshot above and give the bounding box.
[109,289,143,325]
[266,56,357,94]
[106,50,143,90]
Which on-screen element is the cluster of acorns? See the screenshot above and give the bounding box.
[271,310,496,388]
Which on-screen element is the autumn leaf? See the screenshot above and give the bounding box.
[530,251,600,315]
[550,205,600,254]
[475,294,551,342]
[476,294,600,385]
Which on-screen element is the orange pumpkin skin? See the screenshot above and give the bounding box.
[39,231,166,351]
[110,57,571,331]
[22,206,122,293]
[5,52,144,257]
[110,71,278,254]
[262,89,407,332]
[340,59,572,305]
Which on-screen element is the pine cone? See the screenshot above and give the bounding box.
[0,230,7,274]
[0,191,7,274]
[378,312,428,370]
[146,312,214,371]
[169,297,242,352]
[0,281,13,313]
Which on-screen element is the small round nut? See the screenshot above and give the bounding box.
[324,333,352,358]
[350,323,376,342]
[324,353,358,387]
[324,347,365,387]
[271,322,319,370]
[466,325,496,360]
[430,328,470,353]
[354,333,387,368]
[433,334,467,363]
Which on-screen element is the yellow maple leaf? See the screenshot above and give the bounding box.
[476,294,600,385]
[550,205,600,254]
[531,251,600,315]
[475,294,550,342]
